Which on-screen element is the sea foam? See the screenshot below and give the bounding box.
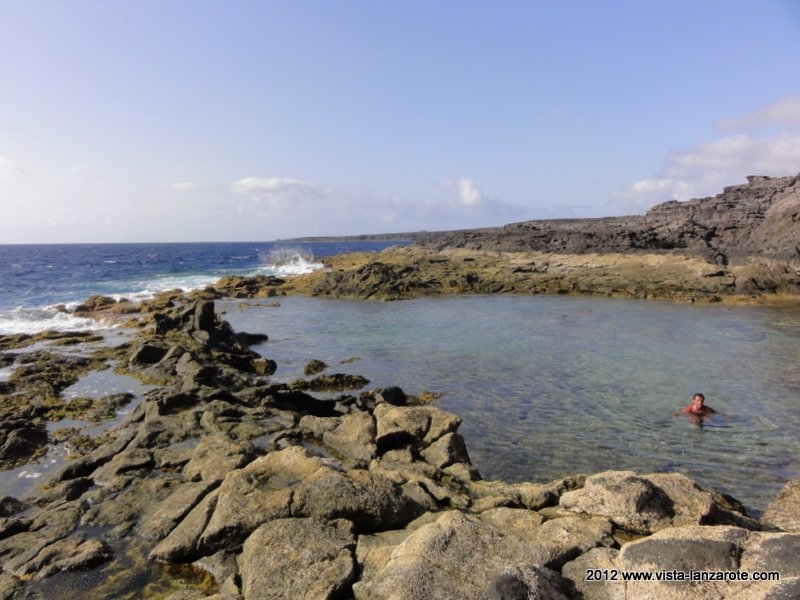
[0,306,111,335]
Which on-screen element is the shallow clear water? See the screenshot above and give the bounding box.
[222,295,800,516]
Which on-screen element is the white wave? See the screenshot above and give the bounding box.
[124,274,222,300]
[0,307,111,336]
[259,248,324,276]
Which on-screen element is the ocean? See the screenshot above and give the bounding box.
[1,241,799,515]
[0,240,399,334]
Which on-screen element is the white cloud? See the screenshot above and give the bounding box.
[457,178,483,206]
[0,155,29,181]
[440,178,485,206]
[716,96,800,131]
[231,176,317,196]
[612,97,800,213]
[230,177,324,211]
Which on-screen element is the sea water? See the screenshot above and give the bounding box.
[0,241,398,334]
[222,295,800,516]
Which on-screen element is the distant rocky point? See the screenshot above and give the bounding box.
[416,174,800,264]
[260,174,800,304]
[288,174,800,264]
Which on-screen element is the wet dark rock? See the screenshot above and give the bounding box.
[73,295,118,314]
[273,388,344,417]
[375,386,407,406]
[130,343,169,366]
[0,497,26,518]
[291,372,370,392]
[233,331,269,346]
[303,358,328,375]
[483,565,571,600]
[0,422,48,466]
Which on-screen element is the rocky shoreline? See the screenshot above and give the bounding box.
[261,172,800,304]
[1,293,798,599]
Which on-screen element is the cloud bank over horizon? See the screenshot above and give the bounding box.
[612,97,800,213]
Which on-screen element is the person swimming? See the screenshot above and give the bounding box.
[683,392,717,417]
[674,392,717,418]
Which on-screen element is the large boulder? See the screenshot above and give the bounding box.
[182,435,254,483]
[562,525,800,600]
[240,517,356,600]
[292,465,425,532]
[559,471,755,534]
[322,410,377,464]
[761,479,800,533]
[373,403,461,454]
[478,508,615,570]
[352,510,571,599]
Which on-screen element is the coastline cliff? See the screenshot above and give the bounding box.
[254,174,800,304]
[416,173,800,264]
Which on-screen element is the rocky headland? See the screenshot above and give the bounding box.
[1,175,799,598]
[250,173,800,303]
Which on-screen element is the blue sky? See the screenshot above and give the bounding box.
[1,1,799,243]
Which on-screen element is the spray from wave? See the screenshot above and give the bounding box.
[0,307,113,336]
[258,247,324,276]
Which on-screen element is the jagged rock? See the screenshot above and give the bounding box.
[299,414,340,437]
[0,423,48,464]
[72,295,118,314]
[420,432,471,469]
[240,517,356,600]
[292,465,425,532]
[0,501,85,576]
[130,343,169,365]
[562,525,800,600]
[352,510,571,600]
[0,497,26,518]
[479,509,615,570]
[322,410,376,464]
[198,447,323,551]
[761,479,800,533]
[373,403,461,454]
[375,386,407,406]
[482,565,571,600]
[11,535,112,579]
[149,489,220,562]
[558,470,756,534]
[293,373,370,392]
[304,358,328,375]
[465,475,585,513]
[139,480,219,541]
[182,435,254,483]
